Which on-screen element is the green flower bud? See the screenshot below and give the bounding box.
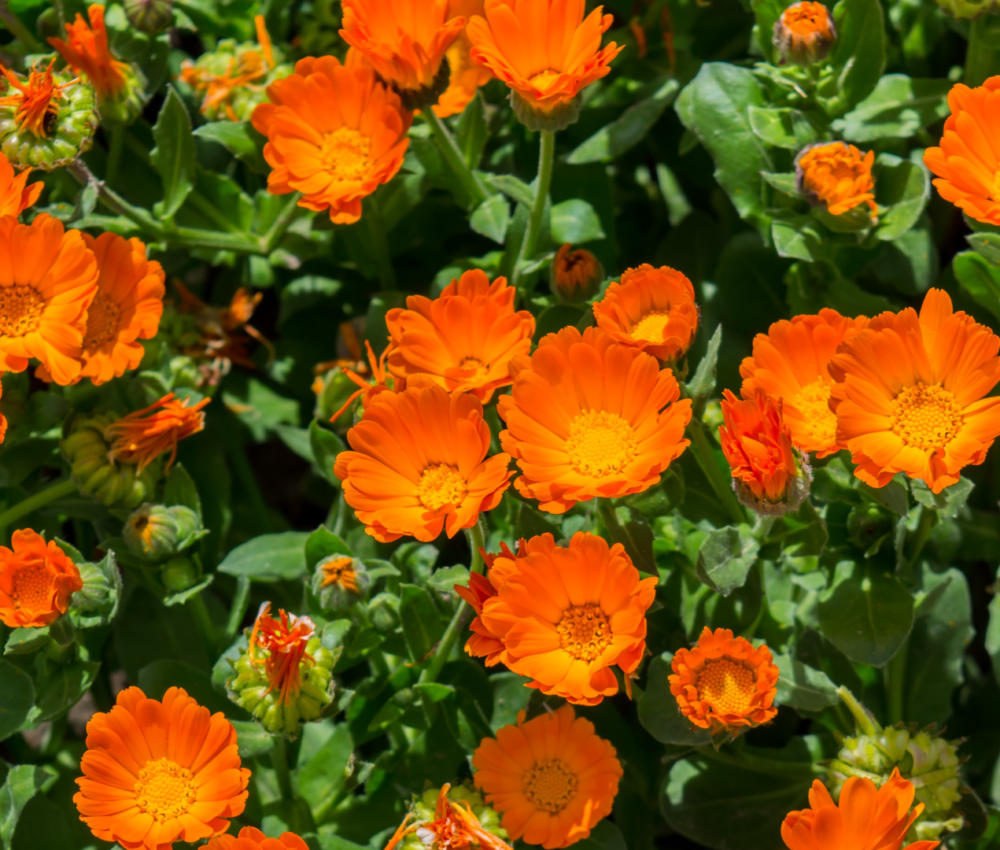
[162,556,198,592]
[935,0,994,18]
[314,368,367,429]
[311,555,366,611]
[124,0,174,34]
[97,62,149,127]
[123,503,203,561]
[399,783,510,850]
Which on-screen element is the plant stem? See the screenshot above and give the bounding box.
[510,129,555,295]
[695,744,824,778]
[0,479,77,534]
[907,506,935,569]
[422,108,490,207]
[0,0,40,51]
[836,685,880,736]
[188,191,241,233]
[105,126,124,189]
[222,575,252,646]
[466,519,486,575]
[270,735,295,801]
[685,419,746,525]
[263,195,302,253]
[69,160,166,238]
[884,639,908,726]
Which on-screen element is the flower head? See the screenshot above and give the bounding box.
[334,384,512,542]
[320,556,359,593]
[796,142,878,217]
[74,686,251,850]
[0,150,42,216]
[48,6,132,101]
[772,1,837,66]
[550,243,603,303]
[739,309,869,457]
[669,627,779,735]
[433,0,493,118]
[387,784,513,850]
[472,705,622,848]
[386,270,535,402]
[207,827,308,850]
[0,529,82,628]
[0,59,75,138]
[251,54,411,224]
[498,326,692,514]
[312,554,366,611]
[247,603,317,705]
[105,393,210,473]
[592,264,699,362]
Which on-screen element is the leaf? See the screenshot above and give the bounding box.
[230,720,275,758]
[455,91,489,169]
[859,477,909,515]
[30,661,99,724]
[823,0,886,116]
[150,85,196,218]
[469,194,511,244]
[772,216,824,262]
[138,660,235,716]
[0,765,57,850]
[4,627,51,656]
[484,174,534,206]
[0,661,33,741]
[310,420,346,487]
[399,584,445,663]
[986,566,1000,686]
[761,171,799,195]
[910,477,973,519]
[748,106,819,150]
[163,462,202,519]
[570,820,628,850]
[280,276,343,327]
[298,723,354,814]
[874,154,931,241]
[772,654,839,711]
[751,0,787,62]
[217,531,310,582]
[550,199,605,245]
[833,75,950,142]
[534,304,586,341]
[637,654,712,746]
[192,120,268,173]
[426,565,470,593]
[695,525,760,596]
[968,232,1000,265]
[305,526,352,571]
[685,325,723,404]
[954,250,1000,324]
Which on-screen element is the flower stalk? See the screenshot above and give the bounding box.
[511,129,555,295]
[0,478,77,534]
[422,107,490,207]
[685,418,746,525]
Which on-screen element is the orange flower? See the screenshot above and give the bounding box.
[0,378,6,444]
[0,529,82,628]
[74,686,251,850]
[248,603,316,705]
[772,1,837,66]
[0,59,77,138]
[472,705,622,848]
[48,5,129,100]
[829,288,1000,493]
[433,0,493,118]
[319,556,359,593]
[0,213,98,386]
[924,77,1000,225]
[739,309,869,457]
[474,531,656,705]
[207,827,308,850]
[251,54,411,225]
[669,627,779,734]
[0,150,42,216]
[592,264,699,361]
[105,393,210,473]
[796,142,878,216]
[385,784,514,850]
[498,326,692,514]
[386,270,536,402]
[334,384,512,543]
[782,769,940,850]
[550,243,603,302]
[329,340,407,423]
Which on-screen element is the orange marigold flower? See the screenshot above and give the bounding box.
[795,142,878,217]
[251,54,411,225]
[474,531,656,706]
[105,393,210,473]
[433,0,493,118]
[248,602,317,705]
[772,1,837,66]
[829,288,1000,493]
[472,705,622,848]
[669,626,780,735]
[0,213,98,386]
[550,243,603,303]
[74,686,251,850]
[48,5,130,100]
[319,556,360,593]
[207,827,308,850]
[782,769,940,850]
[498,326,692,514]
[739,309,869,457]
[334,384,512,543]
[0,529,82,628]
[0,59,77,138]
[592,264,699,362]
[0,150,42,216]
[386,270,535,402]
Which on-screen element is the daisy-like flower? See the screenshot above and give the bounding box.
[385,784,514,850]
[498,326,692,514]
[0,150,42,216]
[334,384,512,542]
[0,529,83,628]
[0,213,98,386]
[251,54,411,225]
[592,264,699,362]
[433,0,494,118]
[207,827,308,850]
[386,270,536,402]
[472,705,622,848]
[795,142,878,217]
[739,309,869,457]
[829,288,1000,493]
[550,243,603,303]
[105,393,210,473]
[782,769,940,850]
[74,686,251,850]
[669,627,780,736]
[772,1,837,66]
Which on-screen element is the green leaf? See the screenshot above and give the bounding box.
[114,587,209,680]
[685,325,722,404]
[833,75,950,142]
[150,85,196,218]
[773,654,839,711]
[426,565,470,593]
[0,661,33,741]
[4,627,50,656]
[637,654,712,746]
[138,659,235,716]
[954,250,1000,324]
[874,154,931,241]
[751,0,786,62]
[484,174,534,206]
[570,820,628,850]
[987,565,1000,686]
[305,526,352,571]
[298,723,354,814]
[310,420,346,487]
[456,91,489,169]
[399,584,445,663]
[761,171,799,196]
[193,120,268,173]
[0,765,58,850]
[230,719,275,758]
[534,304,586,341]
[29,661,99,724]
[748,106,819,150]
[550,199,605,245]
[968,231,1000,266]
[695,525,760,596]
[217,531,310,582]
[910,477,973,519]
[280,276,343,327]
[823,0,886,116]
[469,194,511,244]
[772,216,824,261]
[164,462,202,519]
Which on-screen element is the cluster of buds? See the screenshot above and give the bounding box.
[123,503,204,561]
[386,784,512,850]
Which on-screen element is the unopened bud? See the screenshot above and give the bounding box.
[124,0,174,34]
[312,555,366,611]
[123,503,203,561]
[550,244,603,303]
[773,1,837,66]
[162,556,198,592]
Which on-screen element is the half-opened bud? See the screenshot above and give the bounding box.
[772,1,837,66]
[550,243,603,303]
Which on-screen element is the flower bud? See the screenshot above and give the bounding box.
[162,556,198,592]
[314,367,369,428]
[772,1,837,66]
[795,142,878,219]
[393,784,511,850]
[933,0,993,18]
[550,244,603,303]
[311,555,366,611]
[123,503,203,561]
[124,0,173,34]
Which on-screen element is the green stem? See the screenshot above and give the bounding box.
[686,419,746,525]
[222,575,251,647]
[467,519,486,576]
[884,639,908,726]
[510,129,555,295]
[0,0,40,51]
[907,507,935,569]
[0,479,77,534]
[187,591,215,655]
[695,745,824,778]
[966,13,1000,86]
[836,685,880,735]
[422,108,489,207]
[187,191,241,233]
[262,195,302,253]
[105,126,124,189]
[224,414,273,533]
[270,735,295,801]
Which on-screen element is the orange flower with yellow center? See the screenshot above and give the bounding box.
[829,288,1000,493]
[796,142,878,217]
[433,0,494,118]
[472,705,622,848]
[74,686,251,850]
[251,54,411,225]
[0,150,42,216]
[739,309,869,457]
[669,627,779,734]
[248,603,316,705]
[498,326,692,514]
[592,264,699,362]
[0,529,83,628]
[386,270,536,402]
[0,60,78,138]
[48,5,129,100]
[782,769,940,850]
[0,213,98,386]
[105,393,210,473]
[320,556,360,593]
[772,1,837,66]
[334,384,512,543]
[473,531,656,706]
[207,827,308,850]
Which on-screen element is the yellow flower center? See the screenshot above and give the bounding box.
[696,658,756,715]
[522,758,578,814]
[134,758,197,823]
[565,409,637,478]
[557,603,611,662]
[0,284,45,337]
[791,376,836,447]
[457,356,489,381]
[528,69,562,90]
[321,127,372,182]
[630,310,671,344]
[890,382,964,451]
[83,291,121,350]
[12,564,51,610]
[417,463,468,511]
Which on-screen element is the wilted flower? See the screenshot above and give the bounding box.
[0,529,83,628]
[123,503,203,561]
[796,142,878,217]
[0,150,42,216]
[772,1,837,66]
[386,784,512,850]
[105,393,210,473]
[550,243,603,303]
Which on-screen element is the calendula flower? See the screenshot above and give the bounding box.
[251,54,411,225]
[498,326,692,514]
[386,270,536,402]
[550,243,603,303]
[105,393,210,473]
[312,554,366,611]
[207,827,308,850]
[387,784,513,850]
[782,769,940,850]
[0,529,83,628]
[0,150,42,216]
[739,309,869,457]
[0,213,98,386]
[592,264,699,362]
[472,705,622,848]
[335,384,512,542]
[433,0,493,118]
[669,626,780,736]
[74,686,251,850]
[796,142,878,217]
[468,0,623,130]
[772,1,837,66]
[319,556,359,594]
[830,288,1000,493]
